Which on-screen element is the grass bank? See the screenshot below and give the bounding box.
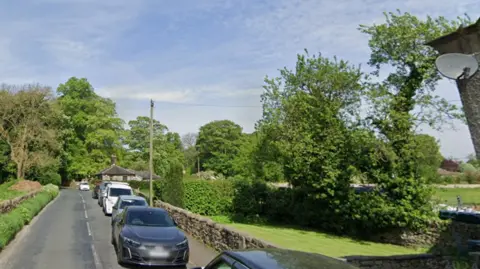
[209,215,427,257]
[434,187,480,205]
[0,181,26,201]
[0,184,59,250]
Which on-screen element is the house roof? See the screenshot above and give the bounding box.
[425,19,480,54]
[96,165,136,176]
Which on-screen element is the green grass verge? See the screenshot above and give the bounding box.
[434,187,480,206]
[0,185,59,250]
[209,216,427,257]
[0,181,27,201]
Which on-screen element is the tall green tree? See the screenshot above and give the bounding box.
[196,120,244,177]
[57,77,124,180]
[354,11,471,229]
[123,116,184,178]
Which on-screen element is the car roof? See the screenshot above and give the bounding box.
[125,206,166,213]
[224,248,358,269]
[118,195,146,201]
[107,184,132,189]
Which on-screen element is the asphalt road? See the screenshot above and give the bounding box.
[0,189,218,269]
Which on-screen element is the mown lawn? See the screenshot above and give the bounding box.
[434,187,480,205]
[209,216,427,257]
[0,181,26,201]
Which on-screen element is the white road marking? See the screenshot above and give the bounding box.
[84,210,88,219]
[83,203,86,210]
[86,222,92,237]
[91,244,103,269]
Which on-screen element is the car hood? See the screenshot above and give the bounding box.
[124,225,184,242]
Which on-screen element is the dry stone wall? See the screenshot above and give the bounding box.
[154,200,277,252]
[343,254,453,269]
[154,200,461,269]
[0,190,42,214]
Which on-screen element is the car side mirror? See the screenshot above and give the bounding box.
[112,206,117,210]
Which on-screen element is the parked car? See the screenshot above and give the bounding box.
[92,184,100,199]
[111,206,189,267]
[111,195,148,225]
[191,248,359,269]
[97,181,112,207]
[79,182,90,191]
[103,183,133,216]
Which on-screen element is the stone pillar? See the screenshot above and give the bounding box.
[457,70,480,158]
[426,19,480,158]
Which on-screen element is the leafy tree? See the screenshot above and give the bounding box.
[359,10,471,131]
[0,84,62,179]
[123,116,184,178]
[196,120,244,177]
[57,77,124,180]
[182,133,199,174]
[354,11,471,230]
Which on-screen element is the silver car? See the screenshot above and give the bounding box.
[97,181,111,207]
[111,195,148,225]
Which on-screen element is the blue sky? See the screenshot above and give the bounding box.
[0,0,477,159]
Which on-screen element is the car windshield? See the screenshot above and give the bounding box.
[109,188,132,197]
[120,199,147,209]
[126,210,175,227]
[80,183,88,185]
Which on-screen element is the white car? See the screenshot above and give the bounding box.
[79,182,90,191]
[102,183,133,216]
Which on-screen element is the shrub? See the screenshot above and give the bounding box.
[129,180,150,190]
[37,171,62,186]
[0,189,58,250]
[163,161,185,208]
[183,179,234,216]
[460,163,477,173]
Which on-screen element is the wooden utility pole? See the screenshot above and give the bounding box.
[149,99,154,206]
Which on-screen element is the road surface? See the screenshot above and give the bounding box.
[0,189,217,269]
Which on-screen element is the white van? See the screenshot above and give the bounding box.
[102,183,133,216]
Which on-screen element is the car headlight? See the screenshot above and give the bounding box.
[176,238,188,249]
[123,237,141,248]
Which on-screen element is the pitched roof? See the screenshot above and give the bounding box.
[96,165,136,176]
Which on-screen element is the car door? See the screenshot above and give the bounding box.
[111,198,122,223]
[114,211,126,242]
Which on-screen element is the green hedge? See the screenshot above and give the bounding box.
[0,185,59,250]
[129,181,151,190]
[154,179,234,216]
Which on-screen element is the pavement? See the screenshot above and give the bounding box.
[0,189,218,269]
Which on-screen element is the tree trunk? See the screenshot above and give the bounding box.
[457,70,480,159]
[16,162,22,179]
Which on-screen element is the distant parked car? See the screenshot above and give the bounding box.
[79,182,90,191]
[111,206,189,267]
[190,248,359,269]
[103,183,133,216]
[111,195,148,225]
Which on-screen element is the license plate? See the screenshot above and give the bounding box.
[150,247,169,258]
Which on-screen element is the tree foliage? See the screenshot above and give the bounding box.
[0,84,61,179]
